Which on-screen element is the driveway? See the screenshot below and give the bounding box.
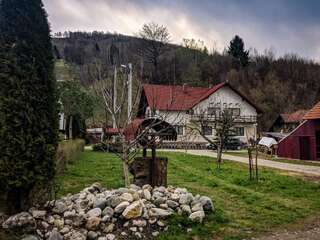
[162,149,320,176]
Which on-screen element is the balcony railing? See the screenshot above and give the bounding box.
[190,114,257,123]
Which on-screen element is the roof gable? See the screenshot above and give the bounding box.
[142,82,261,113]
[304,102,320,120]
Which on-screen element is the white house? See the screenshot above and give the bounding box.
[137,82,261,147]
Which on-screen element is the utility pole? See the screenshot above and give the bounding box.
[112,66,117,129]
[128,63,132,121]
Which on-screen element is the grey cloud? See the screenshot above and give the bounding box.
[43,0,320,61]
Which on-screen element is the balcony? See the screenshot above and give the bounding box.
[190,114,257,123]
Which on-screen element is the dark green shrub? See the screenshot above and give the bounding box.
[92,142,123,153]
[0,0,58,212]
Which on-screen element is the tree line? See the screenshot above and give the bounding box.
[53,24,320,130]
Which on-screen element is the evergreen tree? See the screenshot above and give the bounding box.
[0,0,58,212]
[227,35,250,68]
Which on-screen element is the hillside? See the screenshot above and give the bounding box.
[52,32,320,130]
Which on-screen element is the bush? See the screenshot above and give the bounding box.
[56,139,85,174]
[92,142,123,153]
[0,0,59,212]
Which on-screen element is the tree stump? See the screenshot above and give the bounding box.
[129,157,168,187]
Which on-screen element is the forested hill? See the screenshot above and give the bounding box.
[52,31,320,130]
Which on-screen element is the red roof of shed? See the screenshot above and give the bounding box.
[304,102,320,120]
[142,82,261,112]
[280,110,308,123]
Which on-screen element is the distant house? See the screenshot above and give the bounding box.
[277,102,320,160]
[269,110,308,133]
[137,82,262,148]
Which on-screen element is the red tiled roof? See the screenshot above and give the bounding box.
[142,82,261,112]
[304,102,320,120]
[280,110,308,123]
[143,84,211,111]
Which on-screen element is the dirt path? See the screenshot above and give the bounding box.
[253,228,320,240]
[162,149,320,176]
[252,217,320,240]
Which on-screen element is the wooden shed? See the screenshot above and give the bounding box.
[277,102,320,160]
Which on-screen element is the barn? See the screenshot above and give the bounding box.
[277,102,320,160]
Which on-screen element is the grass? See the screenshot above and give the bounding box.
[57,150,320,239]
[225,150,320,167]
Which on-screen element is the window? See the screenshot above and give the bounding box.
[208,107,220,116]
[174,125,184,135]
[225,108,240,116]
[231,108,240,116]
[187,109,194,115]
[202,126,213,136]
[234,127,244,136]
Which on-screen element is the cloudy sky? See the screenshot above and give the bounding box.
[43,0,320,61]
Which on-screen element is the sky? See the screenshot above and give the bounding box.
[43,0,320,61]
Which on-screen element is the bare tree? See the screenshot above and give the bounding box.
[138,22,170,83]
[86,59,184,186]
[189,108,236,169]
[247,133,259,181]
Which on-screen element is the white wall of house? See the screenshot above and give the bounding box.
[193,86,257,117]
[146,86,258,144]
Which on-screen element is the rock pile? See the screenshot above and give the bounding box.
[2,183,214,240]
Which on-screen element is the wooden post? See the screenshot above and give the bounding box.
[255,145,259,181]
[151,143,156,186]
[143,148,147,157]
[248,148,253,180]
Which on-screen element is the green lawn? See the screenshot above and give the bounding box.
[57,150,320,240]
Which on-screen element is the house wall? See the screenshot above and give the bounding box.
[152,86,258,144]
[193,86,258,117]
[277,120,317,160]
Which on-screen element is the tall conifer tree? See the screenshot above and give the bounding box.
[227,35,250,68]
[0,0,58,212]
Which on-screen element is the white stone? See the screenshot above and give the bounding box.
[189,211,205,223]
[114,201,130,213]
[149,208,173,218]
[132,219,147,227]
[143,189,151,200]
[120,193,134,202]
[87,208,102,218]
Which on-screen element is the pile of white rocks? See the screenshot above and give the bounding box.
[2,183,214,240]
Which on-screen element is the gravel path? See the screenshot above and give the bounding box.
[162,149,320,176]
[251,217,320,240]
[253,228,320,240]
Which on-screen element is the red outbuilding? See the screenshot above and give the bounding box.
[277,102,320,160]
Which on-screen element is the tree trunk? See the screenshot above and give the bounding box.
[6,188,28,214]
[122,147,130,187]
[216,136,223,168]
[69,115,73,139]
[217,144,223,169]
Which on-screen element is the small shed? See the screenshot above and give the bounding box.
[269,110,308,133]
[277,103,320,160]
[124,118,177,187]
